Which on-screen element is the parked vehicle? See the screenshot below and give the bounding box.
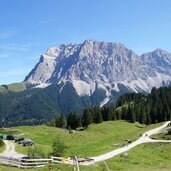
[15,137,24,143]
[6,135,16,140]
[20,139,34,146]
[23,141,34,146]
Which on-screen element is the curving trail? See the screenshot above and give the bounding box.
[0,140,25,159]
[92,121,171,163]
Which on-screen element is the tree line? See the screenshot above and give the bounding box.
[53,86,171,129]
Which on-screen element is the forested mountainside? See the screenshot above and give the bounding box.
[51,86,171,130]
[115,86,171,124]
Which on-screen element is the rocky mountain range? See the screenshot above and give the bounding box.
[25,40,171,106]
[0,40,171,126]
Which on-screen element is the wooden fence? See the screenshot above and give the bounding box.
[0,156,94,168]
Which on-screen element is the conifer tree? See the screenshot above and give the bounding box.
[101,106,113,121]
[67,112,80,129]
[127,105,132,121]
[82,108,93,128]
[130,107,136,123]
[55,113,66,128]
[139,106,146,124]
[146,113,151,125]
[93,106,103,123]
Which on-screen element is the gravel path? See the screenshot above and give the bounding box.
[0,140,25,159]
[92,121,171,163]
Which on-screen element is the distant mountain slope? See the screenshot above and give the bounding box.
[0,81,112,126]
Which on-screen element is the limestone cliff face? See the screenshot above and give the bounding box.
[25,40,171,106]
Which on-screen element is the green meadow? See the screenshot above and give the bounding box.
[13,121,163,157]
[0,142,171,171]
[0,120,171,171]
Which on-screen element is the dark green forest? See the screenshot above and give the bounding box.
[0,82,170,127]
[0,81,108,127]
[116,86,171,124]
[54,86,171,129]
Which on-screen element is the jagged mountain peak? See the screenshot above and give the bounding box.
[82,39,128,52]
[142,48,171,57]
[141,48,171,66]
[25,40,171,106]
[153,48,169,55]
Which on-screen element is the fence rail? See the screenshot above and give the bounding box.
[0,155,94,168]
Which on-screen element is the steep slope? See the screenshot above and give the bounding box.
[0,81,108,126]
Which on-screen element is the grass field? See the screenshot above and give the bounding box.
[0,143,171,171]
[1,120,171,171]
[13,121,163,157]
[0,128,19,135]
[151,133,171,140]
[104,142,171,171]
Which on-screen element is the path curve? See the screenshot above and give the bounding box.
[0,140,25,159]
[92,121,171,163]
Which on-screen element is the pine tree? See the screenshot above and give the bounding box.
[93,106,103,123]
[101,106,112,121]
[116,109,122,120]
[150,104,157,123]
[166,113,171,121]
[146,113,151,125]
[139,106,146,124]
[67,112,73,130]
[121,107,127,120]
[127,105,132,121]
[67,112,80,129]
[130,107,136,123]
[157,101,163,122]
[82,108,93,128]
[55,113,66,128]
[110,107,116,120]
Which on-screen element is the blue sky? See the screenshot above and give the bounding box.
[0,0,171,84]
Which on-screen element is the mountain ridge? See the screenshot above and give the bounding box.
[24,40,171,106]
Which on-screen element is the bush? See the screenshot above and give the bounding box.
[27,145,46,159]
[51,136,67,157]
[0,138,3,147]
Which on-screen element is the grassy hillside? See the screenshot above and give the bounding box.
[13,121,163,157]
[0,82,34,93]
[0,81,108,127]
[0,121,171,171]
[6,83,27,92]
[104,143,171,171]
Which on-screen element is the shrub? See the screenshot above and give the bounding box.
[0,138,3,147]
[51,136,67,157]
[27,145,46,159]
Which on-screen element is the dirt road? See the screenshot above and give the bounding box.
[92,121,171,162]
